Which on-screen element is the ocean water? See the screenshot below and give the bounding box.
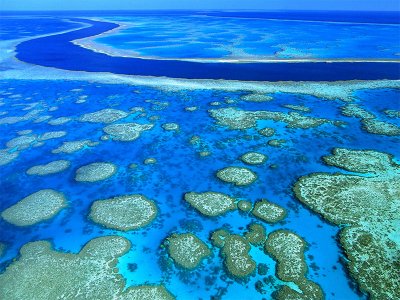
[95,15,400,60]
[0,10,399,300]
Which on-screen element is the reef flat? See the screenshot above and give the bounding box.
[216,167,258,186]
[166,233,211,269]
[212,229,257,279]
[26,160,71,176]
[89,194,157,231]
[265,230,323,300]
[1,189,67,226]
[342,104,400,136]
[75,162,117,182]
[0,236,174,300]
[252,199,287,223]
[209,107,336,130]
[103,122,154,141]
[294,148,400,299]
[240,152,268,165]
[79,108,128,123]
[184,192,237,216]
[52,140,98,154]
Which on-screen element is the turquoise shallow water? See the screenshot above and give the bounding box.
[95,15,400,60]
[0,79,399,299]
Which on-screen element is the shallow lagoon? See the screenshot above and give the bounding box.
[94,14,400,60]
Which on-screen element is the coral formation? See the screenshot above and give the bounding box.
[75,162,117,182]
[144,158,157,164]
[0,243,5,257]
[48,117,71,126]
[166,233,211,269]
[79,108,128,123]
[39,131,67,141]
[0,150,19,166]
[89,194,157,231]
[0,236,174,300]
[221,235,256,278]
[240,152,267,165]
[241,93,273,102]
[1,189,67,226]
[252,199,287,223]
[26,160,70,176]
[268,139,286,147]
[265,230,323,300]
[244,223,266,246]
[103,123,153,141]
[216,167,257,186]
[294,148,400,299]
[52,140,99,154]
[184,192,236,216]
[6,135,37,150]
[209,107,333,130]
[162,123,180,131]
[238,200,252,212]
[341,104,400,136]
[384,109,400,118]
[258,127,276,137]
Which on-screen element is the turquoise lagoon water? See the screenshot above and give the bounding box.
[94,14,400,60]
[0,11,400,300]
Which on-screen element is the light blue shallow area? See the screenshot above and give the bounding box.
[96,15,400,60]
[0,80,399,299]
[0,17,81,40]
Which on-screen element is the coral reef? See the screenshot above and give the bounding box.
[0,150,19,166]
[216,167,257,186]
[240,152,267,165]
[79,108,128,123]
[244,223,266,246]
[162,123,180,131]
[103,123,153,141]
[26,160,70,176]
[252,199,287,223]
[265,230,323,300]
[221,235,256,278]
[75,162,117,182]
[0,236,174,300]
[89,194,157,231]
[341,104,400,136]
[166,233,211,269]
[241,93,273,102]
[384,109,400,118]
[294,148,400,299]
[1,189,67,226]
[259,127,276,137]
[38,131,67,141]
[144,158,157,164]
[209,107,333,130]
[6,135,37,150]
[238,200,252,212]
[52,140,99,154]
[48,117,71,125]
[184,192,236,217]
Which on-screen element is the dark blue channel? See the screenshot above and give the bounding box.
[16,18,400,81]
